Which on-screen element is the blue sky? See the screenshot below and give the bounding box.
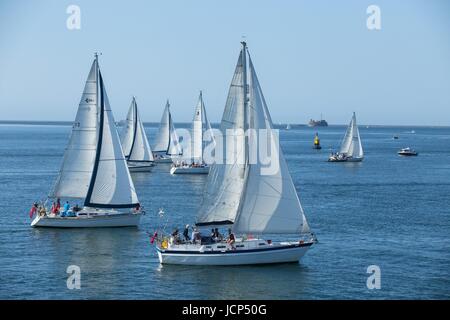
[0,0,449,125]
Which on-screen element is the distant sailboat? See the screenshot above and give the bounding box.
[31,54,142,228]
[152,100,182,163]
[121,97,154,172]
[286,124,291,130]
[170,91,214,174]
[154,42,315,265]
[328,112,363,162]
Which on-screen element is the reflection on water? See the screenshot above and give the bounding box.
[156,262,311,299]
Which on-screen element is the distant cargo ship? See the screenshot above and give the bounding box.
[308,114,328,127]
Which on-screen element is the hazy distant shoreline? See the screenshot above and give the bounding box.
[0,120,448,128]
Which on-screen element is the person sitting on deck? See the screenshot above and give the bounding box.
[60,201,70,217]
[50,202,58,214]
[227,228,236,249]
[170,228,180,244]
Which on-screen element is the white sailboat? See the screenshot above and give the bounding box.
[155,42,315,265]
[152,100,182,163]
[31,54,142,228]
[170,91,214,174]
[121,97,154,172]
[328,112,364,162]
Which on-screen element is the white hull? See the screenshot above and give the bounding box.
[127,161,154,172]
[170,166,209,175]
[328,155,363,162]
[157,241,312,266]
[31,211,142,228]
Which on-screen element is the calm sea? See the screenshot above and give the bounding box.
[0,124,449,299]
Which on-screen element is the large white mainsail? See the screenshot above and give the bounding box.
[153,100,182,155]
[49,58,98,199]
[196,47,247,227]
[196,43,310,235]
[84,72,139,208]
[121,97,154,162]
[339,112,363,159]
[233,56,310,234]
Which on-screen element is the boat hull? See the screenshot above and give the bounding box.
[170,166,209,174]
[153,157,173,163]
[31,212,142,228]
[328,156,363,162]
[127,161,154,172]
[157,242,312,266]
[398,152,418,156]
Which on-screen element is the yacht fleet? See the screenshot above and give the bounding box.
[28,43,420,265]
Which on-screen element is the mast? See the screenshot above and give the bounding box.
[231,42,251,233]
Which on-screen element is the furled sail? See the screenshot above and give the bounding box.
[232,55,310,234]
[339,112,363,158]
[49,58,98,199]
[84,72,139,208]
[196,47,247,227]
[121,97,154,162]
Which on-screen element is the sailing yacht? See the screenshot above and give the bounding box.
[121,97,154,171]
[154,42,315,265]
[31,54,142,228]
[152,100,182,163]
[328,112,364,162]
[170,91,214,174]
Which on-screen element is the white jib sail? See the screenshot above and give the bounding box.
[50,58,98,199]
[84,72,139,208]
[153,101,171,152]
[232,55,310,235]
[196,48,246,226]
[121,97,154,162]
[167,111,183,156]
[120,98,136,158]
[340,112,363,158]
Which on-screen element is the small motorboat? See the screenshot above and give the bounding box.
[393,135,399,140]
[398,147,418,156]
